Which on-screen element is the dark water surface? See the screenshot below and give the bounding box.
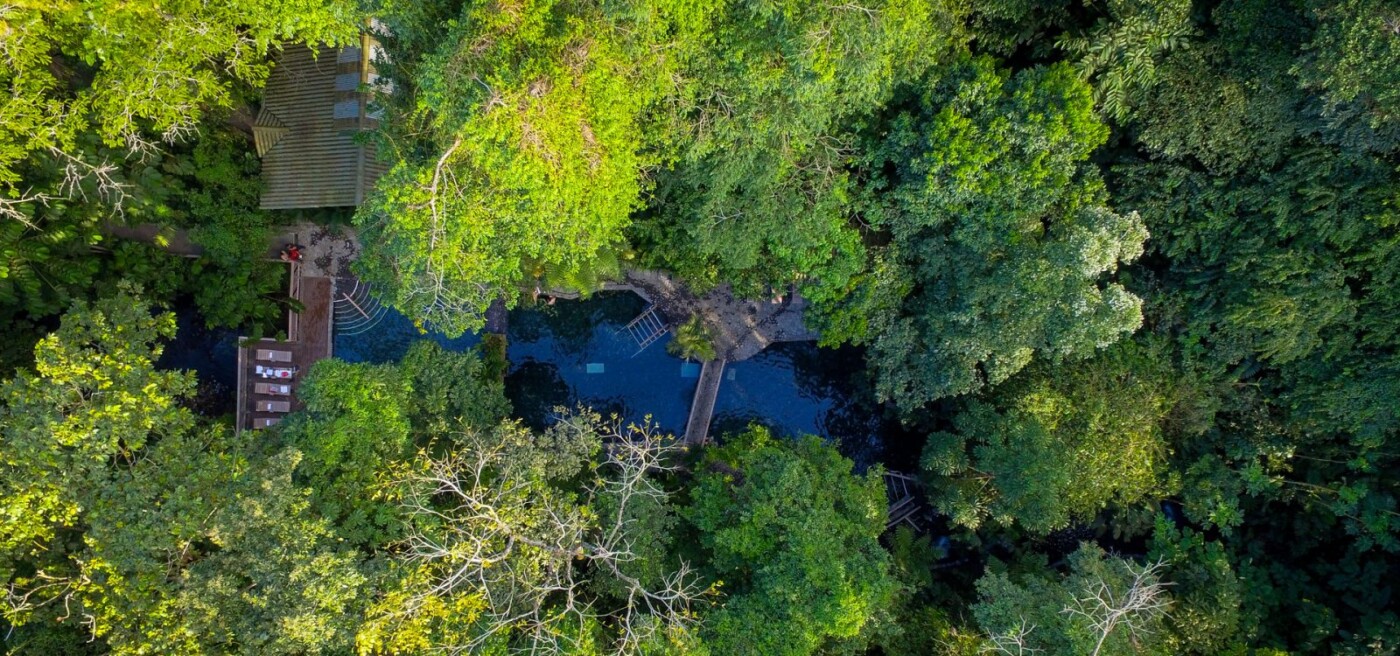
[157,304,240,414]
[506,293,697,434]
[713,342,914,469]
[206,291,913,469]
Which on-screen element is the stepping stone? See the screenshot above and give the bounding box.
[680,362,701,378]
[586,363,605,374]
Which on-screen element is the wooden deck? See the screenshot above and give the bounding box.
[235,268,335,432]
[683,359,726,444]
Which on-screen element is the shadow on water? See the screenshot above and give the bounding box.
[156,301,240,415]
[334,307,482,364]
[713,341,917,471]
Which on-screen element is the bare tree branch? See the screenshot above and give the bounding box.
[392,414,705,655]
[1061,559,1173,656]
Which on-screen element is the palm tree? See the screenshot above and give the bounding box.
[667,316,716,361]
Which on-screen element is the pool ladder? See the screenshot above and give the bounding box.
[621,304,670,356]
[333,277,390,337]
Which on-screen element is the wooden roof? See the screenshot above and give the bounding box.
[258,40,389,210]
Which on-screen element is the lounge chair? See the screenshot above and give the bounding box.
[255,365,296,379]
[252,417,281,429]
[254,383,292,396]
[256,349,294,363]
[257,400,292,413]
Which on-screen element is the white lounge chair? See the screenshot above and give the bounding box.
[252,417,281,429]
[255,365,296,379]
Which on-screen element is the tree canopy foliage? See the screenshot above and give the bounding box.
[0,292,366,655]
[4,0,1400,653]
[922,340,1188,534]
[636,0,970,299]
[355,0,665,335]
[819,57,1146,405]
[685,428,896,655]
[0,0,356,223]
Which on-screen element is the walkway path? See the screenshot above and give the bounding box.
[682,359,726,444]
[235,263,333,432]
[103,222,360,278]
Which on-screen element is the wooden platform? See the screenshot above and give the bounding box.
[683,359,726,444]
[236,267,335,432]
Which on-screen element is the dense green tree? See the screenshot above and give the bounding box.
[357,0,664,335]
[1295,0,1400,135]
[1,1,1399,653]
[0,0,356,223]
[74,441,366,655]
[1090,3,1400,647]
[638,0,970,301]
[823,57,1146,407]
[0,290,193,564]
[1127,0,1308,173]
[360,412,702,654]
[685,427,895,656]
[1148,520,1252,654]
[1114,145,1400,548]
[278,341,509,547]
[0,213,102,318]
[971,545,1186,656]
[869,527,979,656]
[0,291,365,654]
[278,359,413,547]
[1,123,295,336]
[177,130,290,333]
[922,340,1189,534]
[970,0,1076,56]
[1057,0,1197,121]
[397,340,511,434]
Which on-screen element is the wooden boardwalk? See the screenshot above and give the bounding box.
[105,223,351,433]
[682,359,726,444]
[235,267,335,433]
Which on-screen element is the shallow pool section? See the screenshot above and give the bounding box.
[506,293,697,435]
[334,307,482,364]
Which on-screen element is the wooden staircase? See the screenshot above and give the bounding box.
[333,277,389,336]
[885,471,925,531]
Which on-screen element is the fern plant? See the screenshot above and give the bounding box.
[0,215,100,316]
[525,242,630,298]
